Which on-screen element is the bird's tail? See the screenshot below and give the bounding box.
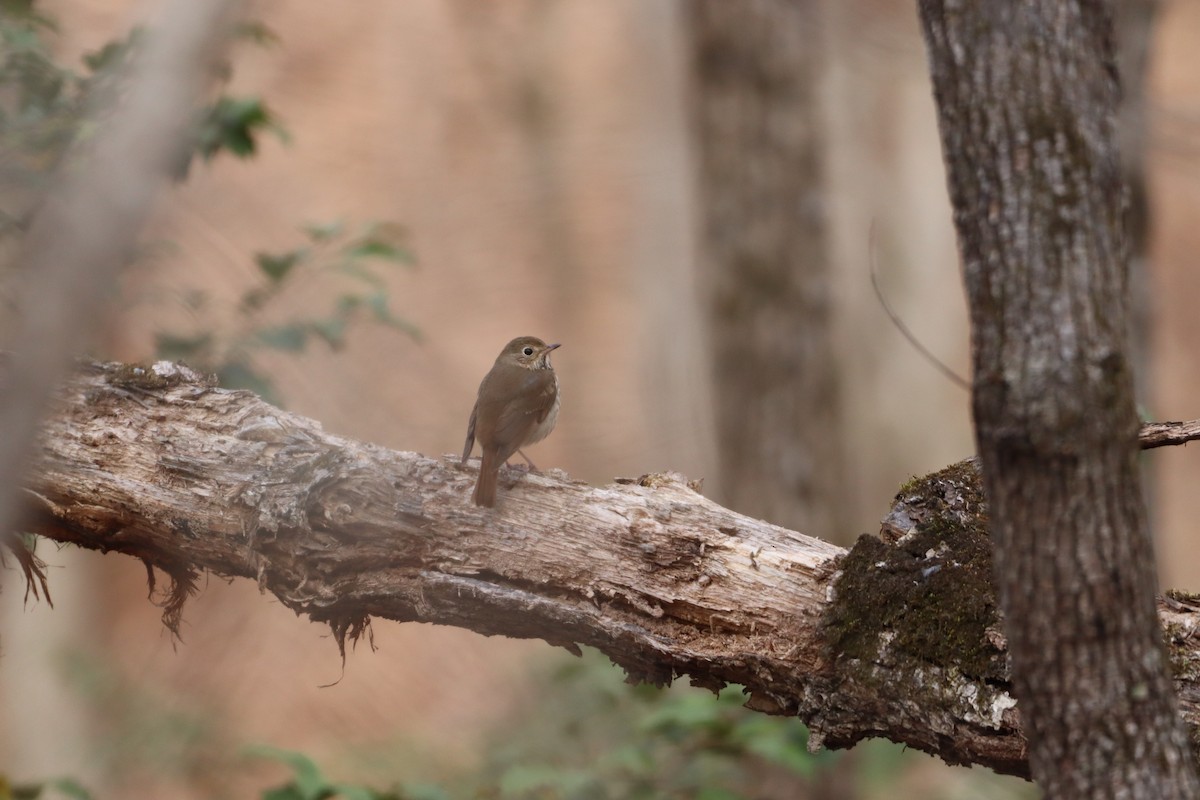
[474,448,499,507]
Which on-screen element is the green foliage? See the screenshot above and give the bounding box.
[0,775,93,800]
[0,3,412,403]
[245,747,412,800]
[0,5,113,232]
[57,649,224,786]
[460,650,837,799]
[185,94,288,177]
[152,220,418,402]
[16,645,1034,799]
[451,652,1032,800]
[0,3,286,228]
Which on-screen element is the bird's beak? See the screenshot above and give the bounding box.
[545,343,562,352]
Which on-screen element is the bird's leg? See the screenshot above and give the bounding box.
[501,449,538,476]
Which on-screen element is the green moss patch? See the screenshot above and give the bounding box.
[823,459,1006,681]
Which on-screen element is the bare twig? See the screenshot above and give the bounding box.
[868,221,970,391]
[1139,420,1200,450]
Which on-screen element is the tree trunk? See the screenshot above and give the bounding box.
[687,0,844,537]
[917,2,1199,797]
[0,0,239,538]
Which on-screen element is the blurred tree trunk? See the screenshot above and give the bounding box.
[918,2,1198,797]
[1118,0,1158,396]
[1117,0,1159,528]
[687,0,844,539]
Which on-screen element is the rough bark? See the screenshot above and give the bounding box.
[917,2,1200,797]
[13,360,1200,779]
[688,0,844,536]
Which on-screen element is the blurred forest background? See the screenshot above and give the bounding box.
[1,0,1199,798]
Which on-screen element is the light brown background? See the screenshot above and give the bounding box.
[2,1,1198,796]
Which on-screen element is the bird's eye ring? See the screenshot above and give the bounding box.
[523,346,534,356]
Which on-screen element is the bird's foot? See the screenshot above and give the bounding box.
[514,448,540,473]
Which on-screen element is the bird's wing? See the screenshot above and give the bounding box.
[461,400,478,463]
[491,370,557,462]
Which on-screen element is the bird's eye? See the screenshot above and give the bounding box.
[523,346,534,356]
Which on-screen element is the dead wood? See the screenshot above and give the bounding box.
[13,359,1200,778]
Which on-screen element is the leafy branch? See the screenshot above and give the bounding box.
[0,3,286,234]
[154,220,418,401]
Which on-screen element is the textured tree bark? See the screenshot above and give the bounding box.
[917,2,1200,797]
[14,359,1200,779]
[687,0,845,537]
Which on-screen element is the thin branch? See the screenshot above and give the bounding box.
[1138,419,1200,449]
[868,221,970,391]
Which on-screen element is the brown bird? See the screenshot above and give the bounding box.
[461,336,561,507]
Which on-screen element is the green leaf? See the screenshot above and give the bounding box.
[604,742,654,775]
[255,323,309,352]
[233,20,280,46]
[636,692,723,735]
[0,2,58,30]
[82,28,141,73]
[398,784,449,800]
[303,220,344,242]
[715,683,749,705]
[345,238,414,265]
[497,765,595,797]
[214,97,269,155]
[695,789,743,800]
[259,786,307,800]
[259,789,306,800]
[154,332,212,361]
[365,292,420,339]
[733,720,818,777]
[194,95,287,162]
[44,778,94,800]
[310,317,347,349]
[255,249,304,282]
[335,261,386,289]
[339,222,413,268]
[243,746,328,800]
